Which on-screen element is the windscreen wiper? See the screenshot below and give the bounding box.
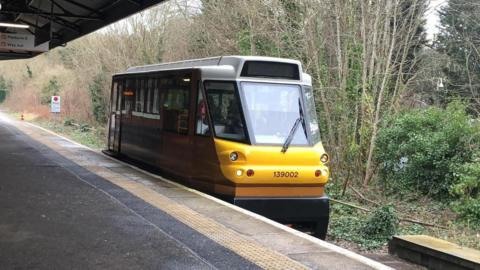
[281,116,303,153]
[281,99,307,153]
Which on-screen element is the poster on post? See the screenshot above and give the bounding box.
[51,96,61,113]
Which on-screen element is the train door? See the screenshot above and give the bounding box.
[159,71,193,181]
[191,77,222,192]
[108,79,123,152]
[119,78,135,156]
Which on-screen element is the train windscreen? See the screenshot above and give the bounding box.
[240,82,309,145]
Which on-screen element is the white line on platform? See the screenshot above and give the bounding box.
[20,118,393,270]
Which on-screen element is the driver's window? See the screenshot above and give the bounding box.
[205,81,246,142]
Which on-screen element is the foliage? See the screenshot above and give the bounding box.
[88,73,108,123]
[39,119,106,150]
[79,124,91,132]
[40,78,61,105]
[450,153,480,225]
[376,102,480,199]
[435,0,480,114]
[0,75,11,103]
[64,118,75,126]
[329,204,399,250]
[26,65,33,78]
[361,205,399,242]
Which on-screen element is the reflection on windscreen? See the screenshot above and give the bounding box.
[205,82,247,142]
[241,82,308,145]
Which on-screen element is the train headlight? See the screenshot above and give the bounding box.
[230,152,239,161]
[320,154,329,164]
[315,170,322,177]
[236,169,243,176]
[246,169,254,177]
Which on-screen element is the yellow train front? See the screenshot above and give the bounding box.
[107,56,330,239]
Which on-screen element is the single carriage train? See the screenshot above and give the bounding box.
[106,56,331,238]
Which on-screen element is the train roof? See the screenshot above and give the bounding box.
[115,56,312,85]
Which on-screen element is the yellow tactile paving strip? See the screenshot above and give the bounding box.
[18,124,309,270]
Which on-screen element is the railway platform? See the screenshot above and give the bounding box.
[0,113,396,270]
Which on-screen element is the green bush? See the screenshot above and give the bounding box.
[26,65,33,78]
[64,118,75,126]
[41,78,61,105]
[88,73,108,123]
[0,76,11,103]
[329,204,399,250]
[361,205,398,242]
[450,154,480,225]
[375,102,480,199]
[79,124,91,132]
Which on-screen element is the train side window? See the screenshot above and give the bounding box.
[117,81,123,111]
[124,79,135,115]
[135,79,144,112]
[111,81,118,112]
[195,86,210,135]
[163,82,190,135]
[146,78,153,113]
[141,79,146,112]
[152,80,160,114]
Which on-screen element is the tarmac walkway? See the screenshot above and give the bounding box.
[0,113,394,270]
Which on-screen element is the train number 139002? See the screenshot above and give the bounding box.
[273,171,298,178]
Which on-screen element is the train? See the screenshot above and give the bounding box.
[105,56,331,239]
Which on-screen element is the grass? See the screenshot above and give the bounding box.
[37,119,107,150]
[6,110,106,150]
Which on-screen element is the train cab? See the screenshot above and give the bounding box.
[107,56,330,238]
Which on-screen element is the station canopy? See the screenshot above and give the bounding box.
[0,0,166,60]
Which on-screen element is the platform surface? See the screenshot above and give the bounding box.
[389,235,480,270]
[400,235,480,264]
[0,113,392,270]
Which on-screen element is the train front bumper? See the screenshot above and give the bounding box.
[233,195,329,223]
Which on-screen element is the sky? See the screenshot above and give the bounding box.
[425,0,447,40]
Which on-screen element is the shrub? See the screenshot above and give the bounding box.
[64,118,75,126]
[329,204,399,250]
[40,78,61,105]
[375,102,480,199]
[361,205,398,242]
[26,65,33,78]
[0,76,11,103]
[88,73,108,123]
[450,154,480,225]
[79,124,91,132]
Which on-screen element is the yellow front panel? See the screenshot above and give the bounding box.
[214,139,329,185]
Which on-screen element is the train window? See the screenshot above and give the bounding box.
[195,86,210,135]
[152,80,160,114]
[135,79,145,112]
[205,81,246,142]
[111,81,118,112]
[162,79,190,135]
[304,86,321,144]
[240,82,308,145]
[117,81,123,111]
[124,79,135,115]
[146,79,153,113]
